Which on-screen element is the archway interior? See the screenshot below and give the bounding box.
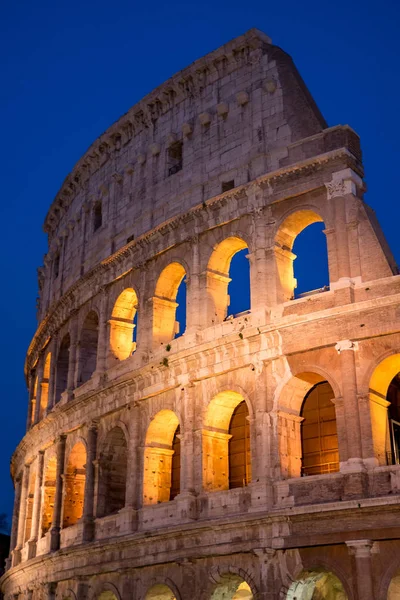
[286,571,348,600]
[153,263,186,344]
[41,457,57,536]
[203,391,251,492]
[228,401,251,489]
[143,410,180,505]
[24,467,36,543]
[79,311,99,384]
[301,381,339,476]
[144,584,176,600]
[210,576,253,600]
[227,248,250,317]
[98,592,119,600]
[275,210,328,301]
[39,351,51,419]
[97,426,128,517]
[292,222,329,298]
[207,236,249,323]
[110,288,138,360]
[55,334,70,403]
[388,572,400,599]
[369,354,400,465]
[62,441,86,528]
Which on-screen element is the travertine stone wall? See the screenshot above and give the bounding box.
[3,28,400,600]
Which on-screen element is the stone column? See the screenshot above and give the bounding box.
[7,473,22,569]
[176,385,198,520]
[325,169,363,283]
[335,340,363,469]
[33,357,44,423]
[14,465,30,564]
[186,237,202,331]
[28,451,44,558]
[82,422,98,541]
[346,539,376,599]
[26,372,36,431]
[50,434,66,551]
[47,335,58,412]
[95,288,109,374]
[68,317,79,394]
[123,405,140,529]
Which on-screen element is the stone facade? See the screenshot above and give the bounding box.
[2,28,400,600]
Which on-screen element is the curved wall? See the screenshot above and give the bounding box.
[4,28,400,600]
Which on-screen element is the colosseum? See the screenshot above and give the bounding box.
[3,27,400,600]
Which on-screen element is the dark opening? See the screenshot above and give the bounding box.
[127,234,135,244]
[98,427,128,517]
[387,375,400,464]
[78,311,99,384]
[169,425,181,500]
[55,334,70,403]
[93,202,102,232]
[221,180,235,193]
[293,222,329,298]
[227,248,250,317]
[167,142,183,176]
[229,401,251,488]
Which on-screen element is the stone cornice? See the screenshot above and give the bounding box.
[26,146,360,379]
[43,28,273,235]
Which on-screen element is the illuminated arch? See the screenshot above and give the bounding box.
[368,353,400,465]
[274,209,327,301]
[97,426,128,517]
[110,288,138,360]
[153,263,186,345]
[39,352,51,420]
[62,441,86,528]
[276,371,339,478]
[143,410,180,505]
[41,456,57,536]
[206,236,249,323]
[209,571,255,600]
[78,310,99,384]
[286,570,348,599]
[203,391,251,492]
[144,584,177,600]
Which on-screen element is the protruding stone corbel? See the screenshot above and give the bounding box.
[236,90,249,106]
[335,339,358,353]
[199,112,211,126]
[182,122,193,137]
[325,168,364,199]
[216,102,229,117]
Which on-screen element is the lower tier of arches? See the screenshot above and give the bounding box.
[3,535,400,600]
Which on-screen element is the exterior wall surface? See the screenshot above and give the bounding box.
[3,28,400,600]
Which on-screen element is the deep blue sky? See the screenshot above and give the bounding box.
[1,0,399,526]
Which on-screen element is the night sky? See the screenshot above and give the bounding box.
[1,0,399,528]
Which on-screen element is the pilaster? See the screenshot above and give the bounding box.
[50,434,66,551]
[346,539,377,599]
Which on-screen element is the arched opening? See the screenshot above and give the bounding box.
[41,457,57,536]
[369,354,400,465]
[110,288,139,360]
[143,410,180,505]
[206,236,249,323]
[228,401,251,489]
[211,576,253,599]
[62,442,86,528]
[388,570,400,599]
[39,352,51,420]
[275,210,329,302]
[153,263,186,345]
[24,468,36,543]
[98,592,119,600]
[97,426,128,518]
[144,584,176,600]
[170,426,181,501]
[78,311,99,384]
[55,334,70,403]
[301,381,339,476]
[203,391,251,492]
[30,376,38,425]
[286,570,348,599]
[93,201,102,232]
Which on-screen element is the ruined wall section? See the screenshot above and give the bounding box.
[39,29,328,321]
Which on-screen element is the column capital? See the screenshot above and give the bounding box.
[335,339,358,354]
[325,168,364,199]
[346,539,377,557]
